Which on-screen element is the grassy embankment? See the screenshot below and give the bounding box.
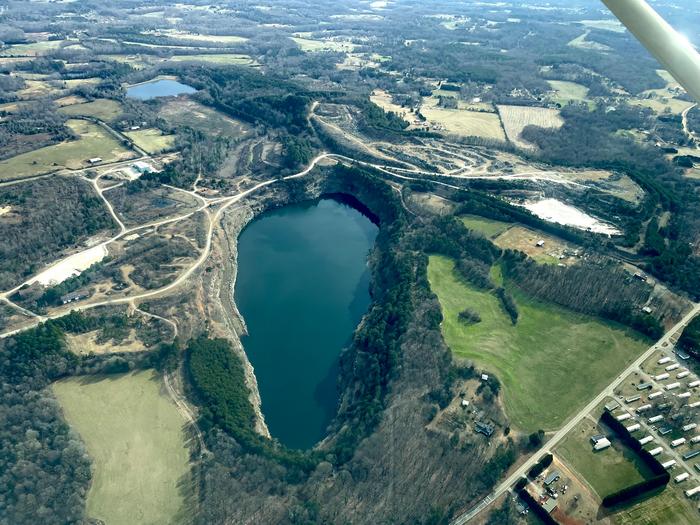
[427,255,648,431]
[52,370,190,525]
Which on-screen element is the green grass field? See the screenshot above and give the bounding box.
[124,128,176,154]
[556,419,650,498]
[427,255,648,431]
[60,99,124,122]
[611,488,698,525]
[52,370,190,525]
[0,119,134,180]
[461,215,512,238]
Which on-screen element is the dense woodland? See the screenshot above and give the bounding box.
[502,252,663,338]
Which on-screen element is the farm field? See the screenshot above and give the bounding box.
[150,31,248,44]
[420,106,505,139]
[556,419,650,498]
[164,53,257,66]
[0,39,65,56]
[59,99,124,122]
[461,215,512,239]
[291,37,357,52]
[52,370,190,525]
[547,80,593,108]
[158,99,252,139]
[498,105,564,150]
[629,95,694,115]
[427,255,648,431]
[0,119,134,180]
[124,128,176,154]
[17,79,59,98]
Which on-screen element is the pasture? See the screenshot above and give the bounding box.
[497,105,564,150]
[0,119,134,180]
[124,128,176,154]
[60,99,124,122]
[52,370,190,525]
[420,106,505,139]
[461,215,512,239]
[153,31,248,44]
[158,99,252,139]
[629,95,694,115]
[427,255,648,431]
[556,419,650,498]
[291,37,357,52]
[547,80,593,108]
[0,40,64,56]
[164,53,257,66]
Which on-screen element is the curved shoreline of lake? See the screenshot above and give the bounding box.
[234,197,378,450]
[126,78,197,100]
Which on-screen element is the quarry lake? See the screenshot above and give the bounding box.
[235,197,378,449]
[125,78,197,100]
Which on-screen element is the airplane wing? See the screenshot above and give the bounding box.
[602,0,700,102]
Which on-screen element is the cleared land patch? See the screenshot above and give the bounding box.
[291,37,356,52]
[547,80,592,108]
[556,418,650,498]
[158,99,252,139]
[67,330,146,355]
[164,53,257,66]
[461,215,512,239]
[427,255,647,431]
[497,105,564,150]
[612,488,698,525]
[629,95,694,115]
[0,119,134,180]
[420,106,505,139]
[493,226,579,265]
[0,40,65,56]
[148,31,248,44]
[52,370,190,525]
[124,128,176,154]
[370,89,412,123]
[59,99,124,122]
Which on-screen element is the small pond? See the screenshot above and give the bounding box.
[126,79,197,100]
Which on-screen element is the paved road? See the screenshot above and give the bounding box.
[450,302,700,525]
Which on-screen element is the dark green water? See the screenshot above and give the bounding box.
[235,198,378,450]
